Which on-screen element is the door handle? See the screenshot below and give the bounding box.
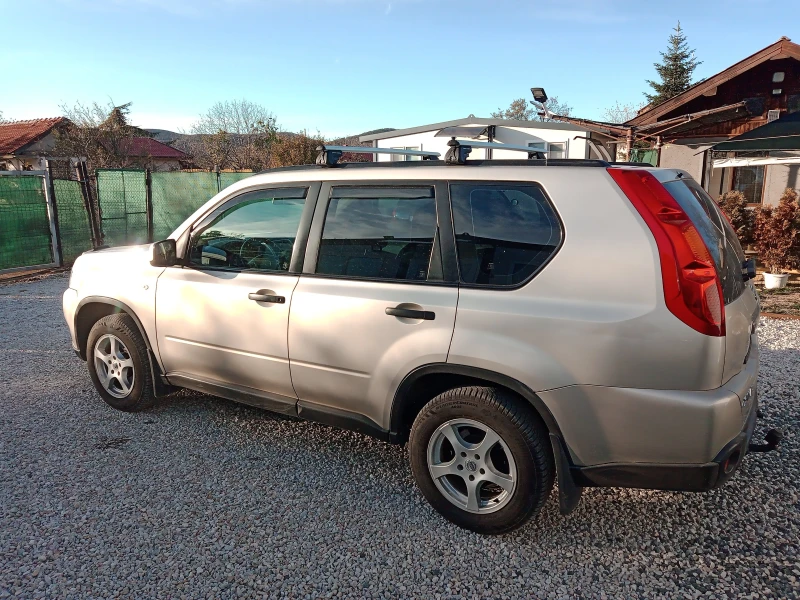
[248,293,285,304]
[385,306,435,320]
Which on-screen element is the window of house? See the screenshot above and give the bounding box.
[188,188,307,272]
[316,186,439,281]
[390,146,422,161]
[450,183,562,286]
[732,166,765,205]
[548,142,567,159]
[527,142,547,153]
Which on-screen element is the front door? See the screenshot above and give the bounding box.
[156,185,315,410]
[288,181,459,432]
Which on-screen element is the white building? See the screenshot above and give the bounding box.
[359,117,615,162]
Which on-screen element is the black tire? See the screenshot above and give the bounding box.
[409,386,554,534]
[86,313,155,412]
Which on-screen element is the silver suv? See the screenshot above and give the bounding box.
[63,155,761,534]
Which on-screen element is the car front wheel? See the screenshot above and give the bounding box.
[86,313,155,412]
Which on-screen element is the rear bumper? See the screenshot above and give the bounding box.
[540,335,759,467]
[568,391,758,491]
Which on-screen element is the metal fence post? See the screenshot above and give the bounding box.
[41,166,62,267]
[215,165,221,193]
[145,168,154,243]
[76,161,101,249]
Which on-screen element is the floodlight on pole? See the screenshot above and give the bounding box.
[531,87,552,120]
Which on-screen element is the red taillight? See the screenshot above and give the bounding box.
[608,168,725,336]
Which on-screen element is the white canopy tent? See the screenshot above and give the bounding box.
[712,154,800,169]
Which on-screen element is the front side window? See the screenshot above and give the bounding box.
[450,183,562,286]
[188,187,306,272]
[316,186,438,281]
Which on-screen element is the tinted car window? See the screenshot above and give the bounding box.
[450,183,562,286]
[317,187,438,281]
[189,188,307,272]
[664,179,745,305]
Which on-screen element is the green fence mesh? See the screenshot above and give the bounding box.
[53,179,93,263]
[0,175,53,270]
[96,169,148,247]
[151,172,219,241]
[630,149,659,167]
[219,172,254,190]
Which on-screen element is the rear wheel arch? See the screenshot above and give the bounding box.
[389,364,562,444]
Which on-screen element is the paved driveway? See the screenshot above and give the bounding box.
[1,274,798,599]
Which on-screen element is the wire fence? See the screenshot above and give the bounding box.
[96,169,255,246]
[53,178,94,263]
[0,165,254,272]
[0,173,53,271]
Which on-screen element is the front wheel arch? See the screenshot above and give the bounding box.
[74,297,175,398]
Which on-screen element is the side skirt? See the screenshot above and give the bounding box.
[167,373,297,416]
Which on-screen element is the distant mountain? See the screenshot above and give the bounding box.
[359,127,396,137]
[145,129,186,144]
[144,127,397,147]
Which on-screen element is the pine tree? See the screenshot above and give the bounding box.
[645,22,701,106]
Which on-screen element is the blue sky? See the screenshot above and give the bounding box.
[1,0,796,136]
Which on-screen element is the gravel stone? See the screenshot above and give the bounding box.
[1,274,798,599]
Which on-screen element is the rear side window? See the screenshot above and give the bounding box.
[316,186,440,282]
[664,179,745,305]
[450,183,562,286]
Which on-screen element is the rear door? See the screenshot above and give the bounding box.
[287,181,458,433]
[662,177,758,383]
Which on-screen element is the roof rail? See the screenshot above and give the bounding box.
[316,145,440,167]
[444,138,547,165]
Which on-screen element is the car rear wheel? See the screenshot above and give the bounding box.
[409,386,553,534]
[86,314,155,412]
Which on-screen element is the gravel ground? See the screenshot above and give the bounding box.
[758,284,800,317]
[1,274,798,600]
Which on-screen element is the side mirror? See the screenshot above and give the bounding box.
[151,239,178,267]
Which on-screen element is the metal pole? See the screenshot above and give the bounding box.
[42,166,64,267]
[626,128,635,162]
[145,168,154,243]
[76,161,99,249]
[44,160,63,266]
[655,136,663,167]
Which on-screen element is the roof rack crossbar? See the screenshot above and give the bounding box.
[444,138,547,165]
[316,145,440,166]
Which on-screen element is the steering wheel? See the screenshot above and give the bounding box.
[239,237,282,270]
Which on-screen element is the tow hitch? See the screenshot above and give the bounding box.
[748,428,783,453]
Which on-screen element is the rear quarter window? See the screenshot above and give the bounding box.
[449,183,562,287]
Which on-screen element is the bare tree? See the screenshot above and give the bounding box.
[601,101,646,124]
[270,131,326,168]
[491,96,573,122]
[184,100,278,171]
[53,101,150,171]
[491,98,535,121]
